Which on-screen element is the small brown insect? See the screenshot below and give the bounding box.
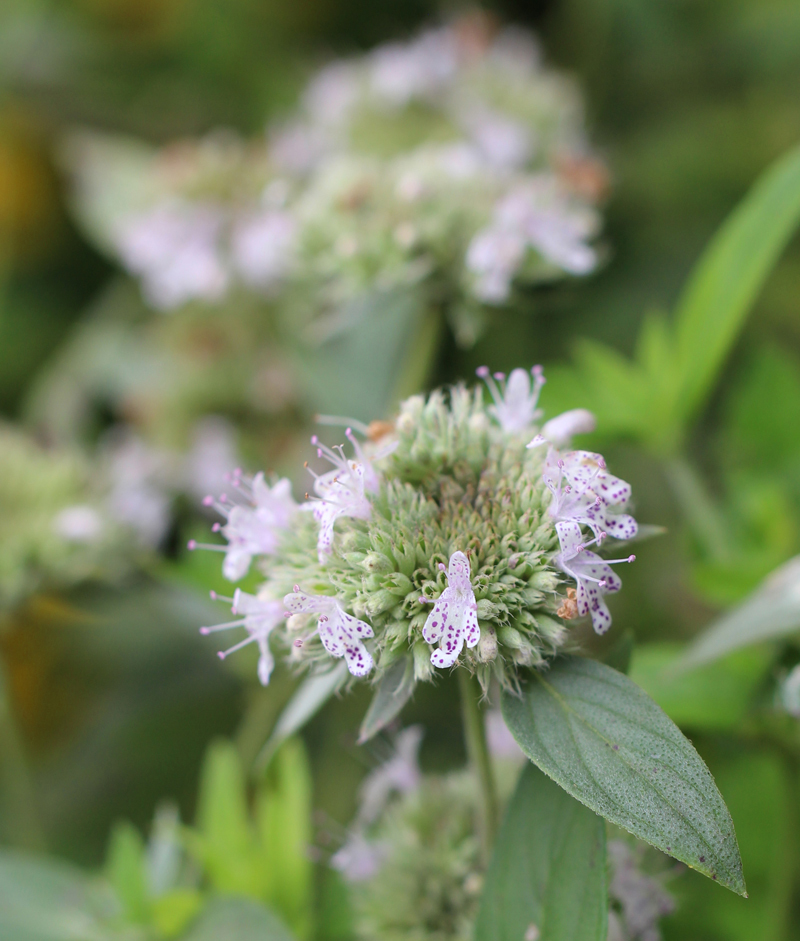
[557,587,579,620]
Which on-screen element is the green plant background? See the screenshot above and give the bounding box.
[2,0,800,939]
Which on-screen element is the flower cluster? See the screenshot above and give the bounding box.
[193,365,639,688]
[64,16,605,339]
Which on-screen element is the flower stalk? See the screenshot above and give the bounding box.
[458,669,498,866]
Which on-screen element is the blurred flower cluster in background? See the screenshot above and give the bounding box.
[2,0,800,938]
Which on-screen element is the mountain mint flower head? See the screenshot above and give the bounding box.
[201,588,285,685]
[195,365,641,689]
[189,472,297,580]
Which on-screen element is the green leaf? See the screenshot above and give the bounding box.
[630,643,772,730]
[682,555,800,669]
[152,889,204,938]
[192,741,261,897]
[0,849,116,941]
[105,821,150,923]
[502,658,746,895]
[297,287,425,423]
[475,763,607,941]
[256,663,348,770]
[257,739,314,939]
[180,897,294,941]
[357,655,415,744]
[673,143,800,425]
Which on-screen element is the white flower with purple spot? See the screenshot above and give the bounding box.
[422,551,480,668]
[555,520,634,634]
[201,588,285,685]
[477,365,546,435]
[284,587,374,676]
[304,429,380,562]
[541,448,637,541]
[190,472,297,581]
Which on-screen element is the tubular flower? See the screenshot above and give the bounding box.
[539,447,638,541]
[196,366,643,688]
[304,432,376,562]
[555,521,635,635]
[284,588,374,676]
[477,365,545,434]
[422,551,480,668]
[201,589,285,685]
[190,472,297,580]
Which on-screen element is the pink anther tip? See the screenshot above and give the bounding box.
[493,371,505,381]
[476,365,489,377]
[293,584,300,592]
[628,554,636,563]
[200,627,210,635]
[187,540,197,550]
[217,651,226,660]
[209,590,217,599]
[202,495,213,506]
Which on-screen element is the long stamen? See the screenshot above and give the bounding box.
[530,364,546,411]
[209,591,235,603]
[315,414,371,436]
[476,366,505,409]
[187,540,227,552]
[217,634,258,659]
[200,618,247,634]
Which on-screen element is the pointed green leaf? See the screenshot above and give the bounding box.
[682,555,800,669]
[192,741,260,896]
[358,655,415,744]
[674,144,800,423]
[256,663,348,770]
[475,762,607,941]
[181,898,294,941]
[105,821,150,923]
[502,658,746,895]
[257,739,314,939]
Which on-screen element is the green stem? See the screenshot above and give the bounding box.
[457,670,498,866]
[0,656,46,850]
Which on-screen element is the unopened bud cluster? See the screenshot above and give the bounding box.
[193,366,638,689]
